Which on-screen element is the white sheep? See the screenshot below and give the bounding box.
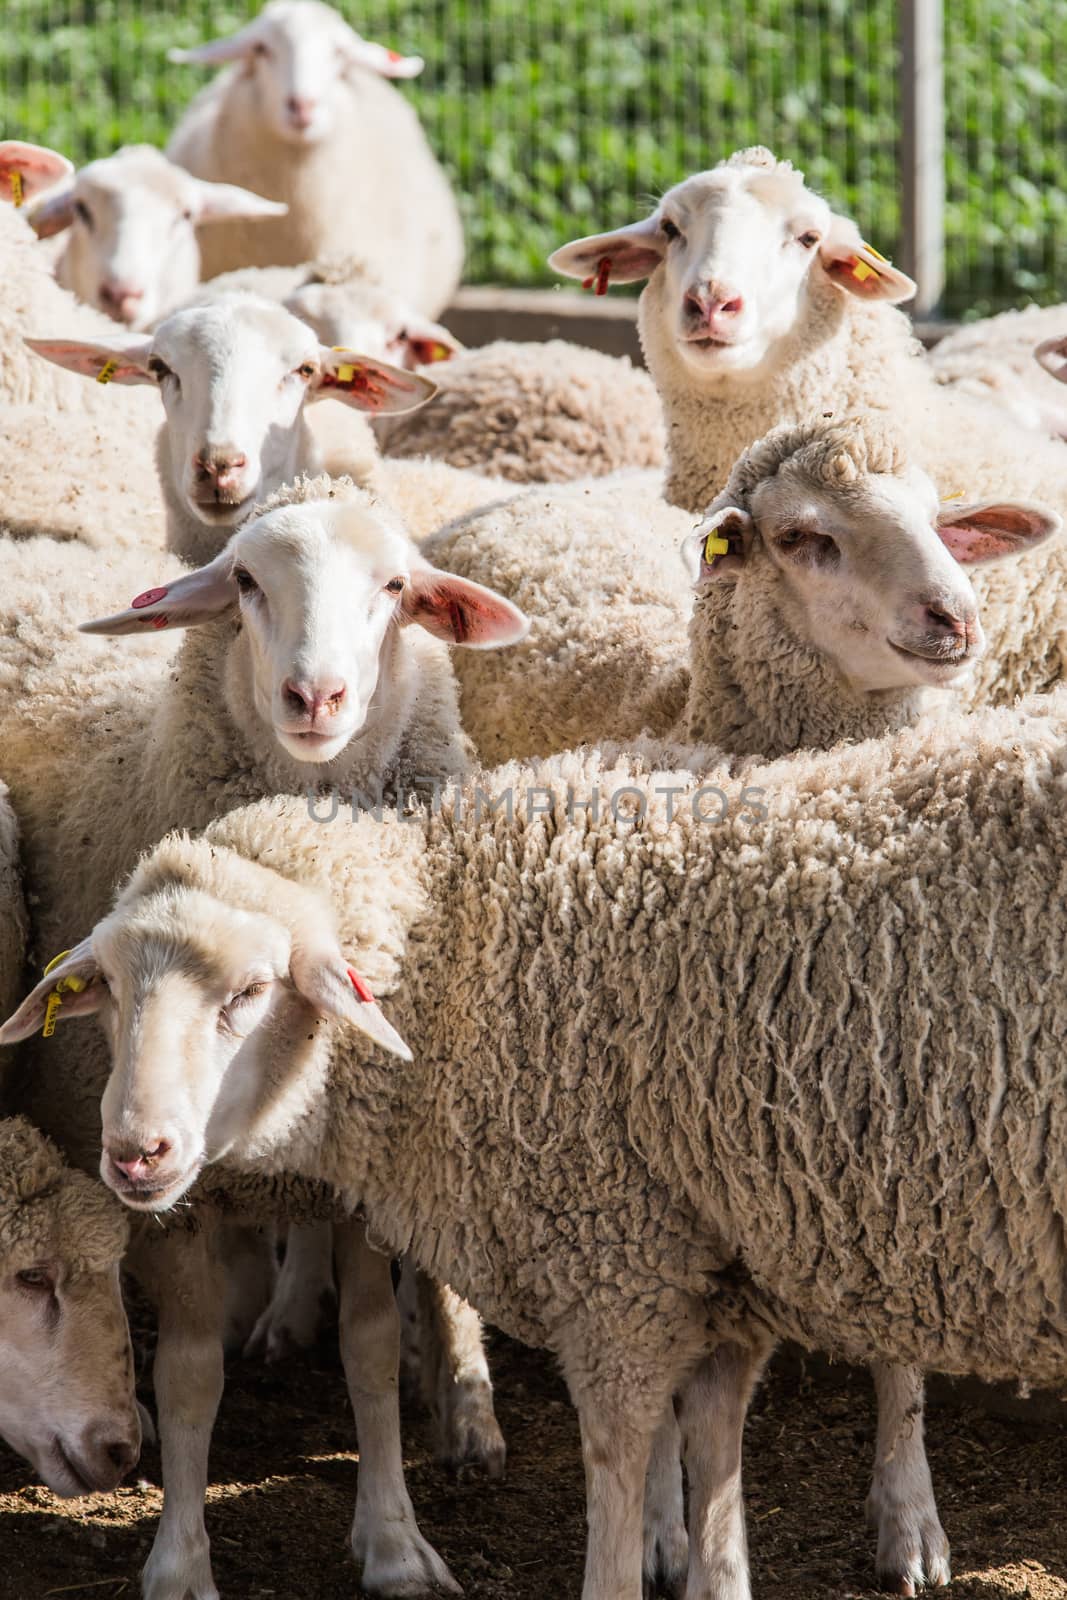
[28,145,287,331]
[17,687,1067,1600]
[927,303,1067,439]
[0,480,526,1600]
[0,140,156,445]
[549,146,1067,527]
[425,418,1059,764]
[166,0,463,316]
[27,293,436,564]
[374,338,666,484]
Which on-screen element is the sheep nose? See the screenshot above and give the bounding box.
[282,676,348,720]
[192,449,248,487]
[685,283,745,326]
[79,1423,141,1490]
[109,1139,171,1182]
[286,96,317,128]
[99,281,145,324]
[924,600,976,644]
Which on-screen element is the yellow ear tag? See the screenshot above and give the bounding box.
[703,532,731,563]
[41,949,87,1039]
[10,171,24,208]
[941,489,966,502]
[862,241,888,263]
[330,346,357,384]
[851,260,877,284]
[96,358,118,385]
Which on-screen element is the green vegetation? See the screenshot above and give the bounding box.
[2,0,1063,314]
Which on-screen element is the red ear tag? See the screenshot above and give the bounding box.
[132,586,168,609]
[347,966,375,1004]
[387,48,403,61]
[581,256,612,296]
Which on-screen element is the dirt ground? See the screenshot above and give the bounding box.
[1,1312,1064,1600]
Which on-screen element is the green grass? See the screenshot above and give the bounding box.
[2,0,1064,314]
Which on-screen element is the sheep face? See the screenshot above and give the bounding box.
[0,1132,139,1497]
[684,451,1060,695]
[77,493,528,766]
[550,150,916,382]
[285,280,462,371]
[169,0,424,147]
[0,875,410,1213]
[25,295,435,529]
[30,147,287,330]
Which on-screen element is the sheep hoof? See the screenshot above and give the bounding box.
[354,1521,462,1597]
[438,1378,506,1480]
[871,1508,951,1594]
[142,1539,219,1600]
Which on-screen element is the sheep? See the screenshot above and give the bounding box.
[927,303,1067,439]
[0,479,526,1600]
[425,418,1060,764]
[1036,332,1067,388]
[549,146,1067,526]
[0,141,155,440]
[16,685,1067,1600]
[26,293,436,564]
[28,145,288,331]
[373,338,666,484]
[166,0,463,317]
[0,1116,143,1497]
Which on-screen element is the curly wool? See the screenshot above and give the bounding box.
[0,1116,129,1276]
[928,303,1067,439]
[375,340,665,484]
[184,685,1067,1392]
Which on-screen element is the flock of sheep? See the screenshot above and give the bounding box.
[1,4,1067,1598]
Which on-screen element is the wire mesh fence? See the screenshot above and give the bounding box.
[1,0,1063,315]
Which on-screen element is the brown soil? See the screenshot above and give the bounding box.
[1,1322,1064,1600]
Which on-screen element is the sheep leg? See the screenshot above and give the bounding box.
[678,1340,770,1600]
[866,1362,950,1595]
[416,1270,506,1478]
[131,1225,226,1600]
[573,1380,665,1600]
[335,1219,460,1598]
[642,1404,688,1598]
[244,1219,336,1360]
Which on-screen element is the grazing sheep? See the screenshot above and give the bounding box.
[166,0,463,316]
[18,685,1067,1600]
[374,339,666,484]
[0,141,154,437]
[426,418,1059,764]
[0,480,525,1600]
[549,146,1067,525]
[28,145,287,331]
[0,1116,142,1497]
[928,303,1067,439]
[27,293,435,564]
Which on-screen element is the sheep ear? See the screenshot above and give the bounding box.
[937,501,1061,564]
[393,320,463,371]
[311,349,437,414]
[549,216,666,288]
[682,506,753,585]
[400,568,530,649]
[24,336,156,386]
[168,21,265,66]
[819,217,916,304]
[26,185,76,237]
[290,947,412,1061]
[1035,337,1067,387]
[80,552,237,635]
[0,140,73,208]
[338,31,424,79]
[191,179,288,224]
[0,939,104,1045]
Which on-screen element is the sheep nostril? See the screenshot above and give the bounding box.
[925,604,966,638]
[142,1139,170,1167]
[327,686,346,711]
[283,679,311,714]
[721,295,744,317]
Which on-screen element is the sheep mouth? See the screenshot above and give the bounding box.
[190,495,257,524]
[682,332,738,351]
[888,639,973,679]
[48,1439,101,1498]
[106,1166,198,1212]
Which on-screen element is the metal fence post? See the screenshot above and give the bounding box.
[899,0,945,317]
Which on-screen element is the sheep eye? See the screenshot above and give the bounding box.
[385,576,405,594]
[778,528,807,546]
[73,198,92,227]
[233,566,259,595]
[661,218,682,243]
[798,230,821,249]
[233,981,268,1003]
[16,1267,54,1293]
[296,362,317,380]
[253,40,272,57]
[148,357,174,384]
